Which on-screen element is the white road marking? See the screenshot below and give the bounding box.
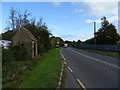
[76,79,87,90]
[69,48,120,69]
[61,48,87,88]
[68,66,73,72]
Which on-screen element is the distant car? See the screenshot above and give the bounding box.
[56,44,60,48]
[64,43,68,48]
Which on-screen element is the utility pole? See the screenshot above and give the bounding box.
[94,21,96,49]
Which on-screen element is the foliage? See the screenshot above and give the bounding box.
[12,42,27,60]
[2,30,16,41]
[2,59,39,86]
[2,48,15,65]
[23,23,51,54]
[50,36,64,47]
[84,17,119,45]
[3,48,62,88]
[85,38,94,44]
[64,40,73,45]
[95,16,119,45]
[3,7,52,55]
[76,40,81,43]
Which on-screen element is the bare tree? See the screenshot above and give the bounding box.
[36,17,43,27]
[23,9,30,25]
[30,17,36,26]
[7,7,31,30]
[8,7,17,30]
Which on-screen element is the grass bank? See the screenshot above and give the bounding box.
[2,57,40,88]
[79,48,118,57]
[18,48,62,88]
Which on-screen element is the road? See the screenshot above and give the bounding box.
[61,47,119,88]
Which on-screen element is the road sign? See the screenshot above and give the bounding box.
[57,41,60,44]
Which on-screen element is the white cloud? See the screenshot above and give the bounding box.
[51,2,61,7]
[74,8,84,13]
[108,16,118,22]
[60,33,93,41]
[71,0,118,17]
[83,0,119,2]
[1,29,8,33]
[86,19,102,23]
[83,1,118,17]
[2,0,119,2]
[86,15,118,24]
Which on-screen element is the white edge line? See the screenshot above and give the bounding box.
[69,48,120,69]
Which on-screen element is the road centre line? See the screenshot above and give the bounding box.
[69,48,120,69]
[76,79,87,90]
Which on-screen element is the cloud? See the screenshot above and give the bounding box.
[51,2,61,7]
[108,16,118,22]
[74,8,84,13]
[1,29,8,33]
[86,16,118,24]
[60,33,93,41]
[71,0,118,17]
[83,0,119,2]
[86,19,102,24]
[83,1,118,17]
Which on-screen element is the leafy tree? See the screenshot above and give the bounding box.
[85,38,94,44]
[2,30,16,41]
[96,16,119,45]
[77,40,81,43]
[50,36,64,47]
[3,7,52,55]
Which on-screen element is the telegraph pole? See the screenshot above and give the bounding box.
[94,21,96,49]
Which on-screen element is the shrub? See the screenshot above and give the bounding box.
[2,48,15,65]
[12,42,27,60]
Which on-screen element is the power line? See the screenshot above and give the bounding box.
[61,23,92,34]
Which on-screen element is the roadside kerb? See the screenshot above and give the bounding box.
[57,50,65,88]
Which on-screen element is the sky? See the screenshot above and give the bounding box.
[1,0,119,41]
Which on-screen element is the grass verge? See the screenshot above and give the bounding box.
[2,57,40,88]
[78,48,118,57]
[18,48,62,88]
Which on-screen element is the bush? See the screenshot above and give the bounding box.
[12,42,27,60]
[2,48,15,65]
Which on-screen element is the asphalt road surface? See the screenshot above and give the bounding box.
[61,47,119,88]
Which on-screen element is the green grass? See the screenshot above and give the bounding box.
[18,48,62,88]
[80,48,118,56]
[2,57,40,88]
